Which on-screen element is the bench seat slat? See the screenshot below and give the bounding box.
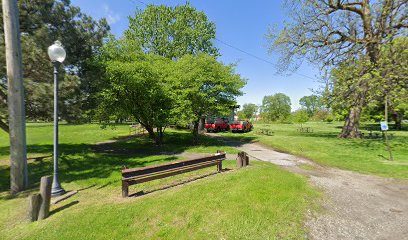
[121,152,225,197]
[122,153,225,178]
[123,160,221,181]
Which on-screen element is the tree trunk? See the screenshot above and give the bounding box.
[156,127,164,145]
[339,80,369,138]
[392,111,402,130]
[192,120,199,145]
[145,126,156,141]
[339,107,363,138]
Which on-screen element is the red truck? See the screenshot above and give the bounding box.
[230,120,253,133]
[204,119,230,132]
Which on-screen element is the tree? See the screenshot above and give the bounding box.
[268,0,408,138]
[238,103,258,120]
[0,0,109,127]
[329,38,408,130]
[299,95,322,117]
[174,54,246,144]
[260,93,291,122]
[98,44,175,145]
[126,3,218,59]
[292,109,309,126]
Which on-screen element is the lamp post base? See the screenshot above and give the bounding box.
[51,186,65,197]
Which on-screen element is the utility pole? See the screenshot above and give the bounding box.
[2,0,28,193]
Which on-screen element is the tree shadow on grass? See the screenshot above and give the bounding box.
[0,131,247,197]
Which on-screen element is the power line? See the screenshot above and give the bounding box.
[128,0,147,6]
[215,38,317,81]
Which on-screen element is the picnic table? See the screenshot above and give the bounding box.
[297,127,313,133]
[257,128,274,136]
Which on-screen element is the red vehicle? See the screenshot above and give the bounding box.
[205,119,230,132]
[230,120,253,133]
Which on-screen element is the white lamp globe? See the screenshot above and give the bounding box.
[48,40,66,63]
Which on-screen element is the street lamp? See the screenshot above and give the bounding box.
[48,41,66,197]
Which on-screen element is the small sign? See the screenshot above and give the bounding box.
[380,121,388,131]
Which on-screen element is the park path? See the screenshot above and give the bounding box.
[215,137,408,240]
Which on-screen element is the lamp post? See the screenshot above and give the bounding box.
[48,41,66,197]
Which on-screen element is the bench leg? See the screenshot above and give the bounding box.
[122,181,129,198]
[217,161,222,172]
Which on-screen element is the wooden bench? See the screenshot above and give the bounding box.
[121,152,226,197]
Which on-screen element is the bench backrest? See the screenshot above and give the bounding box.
[122,153,226,179]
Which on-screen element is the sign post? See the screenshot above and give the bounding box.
[380,121,393,161]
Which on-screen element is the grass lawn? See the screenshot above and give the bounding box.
[220,122,408,179]
[0,123,317,239]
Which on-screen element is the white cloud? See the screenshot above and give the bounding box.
[102,4,120,25]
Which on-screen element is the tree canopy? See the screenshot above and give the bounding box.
[174,54,246,144]
[125,3,218,59]
[238,103,258,120]
[299,95,322,117]
[0,0,109,131]
[260,93,292,122]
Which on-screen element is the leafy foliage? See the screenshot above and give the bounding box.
[328,38,408,130]
[0,0,109,127]
[238,103,258,120]
[260,93,291,122]
[126,3,218,59]
[292,109,309,124]
[173,54,246,144]
[268,0,408,138]
[299,95,322,117]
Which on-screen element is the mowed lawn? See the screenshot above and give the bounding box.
[220,122,408,179]
[0,123,317,239]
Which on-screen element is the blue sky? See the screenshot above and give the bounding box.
[72,0,321,110]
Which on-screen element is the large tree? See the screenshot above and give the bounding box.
[260,93,292,122]
[268,0,408,138]
[0,0,109,130]
[299,95,323,117]
[329,37,408,129]
[125,3,218,59]
[174,54,246,144]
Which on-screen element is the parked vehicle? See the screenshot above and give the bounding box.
[230,120,253,133]
[205,119,230,132]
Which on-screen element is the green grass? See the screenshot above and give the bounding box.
[220,122,408,179]
[0,123,317,239]
[0,123,238,161]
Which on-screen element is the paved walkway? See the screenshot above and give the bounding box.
[217,138,408,240]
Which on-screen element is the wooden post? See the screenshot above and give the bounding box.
[2,0,28,194]
[237,152,243,168]
[237,152,249,168]
[217,161,222,172]
[38,176,52,220]
[27,194,41,222]
[122,181,129,198]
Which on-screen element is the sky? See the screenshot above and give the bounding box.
[71,0,322,110]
